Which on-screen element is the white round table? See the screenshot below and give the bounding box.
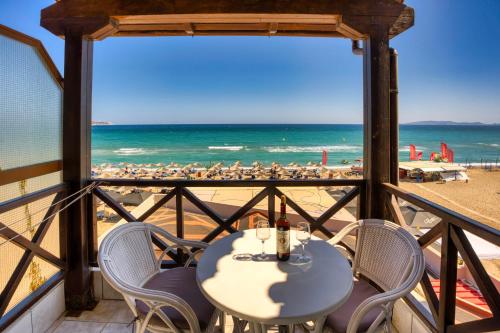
[196,229,353,331]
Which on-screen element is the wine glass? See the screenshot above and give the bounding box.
[255,220,270,261]
[296,222,311,263]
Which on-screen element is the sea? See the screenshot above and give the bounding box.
[92,124,500,167]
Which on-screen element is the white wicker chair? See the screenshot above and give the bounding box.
[98,222,223,333]
[315,219,425,333]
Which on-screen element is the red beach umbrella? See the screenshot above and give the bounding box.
[322,150,328,166]
[447,149,454,163]
[441,142,448,159]
[410,144,417,160]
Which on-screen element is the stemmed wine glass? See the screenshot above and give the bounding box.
[255,220,271,261]
[296,222,311,263]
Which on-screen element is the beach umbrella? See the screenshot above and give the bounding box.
[278,169,289,176]
[400,205,441,229]
[303,170,315,178]
[121,191,153,206]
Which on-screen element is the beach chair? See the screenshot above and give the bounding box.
[98,222,223,333]
[307,219,425,333]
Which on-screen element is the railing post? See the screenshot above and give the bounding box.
[88,189,98,265]
[357,181,367,219]
[62,29,94,310]
[268,187,275,227]
[176,187,184,264]
[438,221,457,332]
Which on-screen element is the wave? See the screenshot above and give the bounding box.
[265,145,361,153]
[477,143,499,148]
[113,148,169,156]
[208,146,244,151]
[399,145,427,152]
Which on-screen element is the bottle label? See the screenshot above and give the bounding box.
[276,229,290,254]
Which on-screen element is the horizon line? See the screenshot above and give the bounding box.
[91,122,499,126]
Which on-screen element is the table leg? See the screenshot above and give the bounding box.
[278,325,290,333]
[250,321,270,333]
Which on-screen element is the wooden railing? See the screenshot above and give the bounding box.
[0,184,67,330]
[383,183,500,333]
[90,178,365,264]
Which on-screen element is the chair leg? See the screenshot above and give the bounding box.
[217,311,226,332]
[232,317,247,333]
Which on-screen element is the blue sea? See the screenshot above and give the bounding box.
[92,124,500,166]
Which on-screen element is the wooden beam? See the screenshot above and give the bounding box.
[92,178,365,188]
[389,48,399,185]
[40,1,413,38]
[418,223,442,248]
[438,222,457,332]
[267,187,275,226]
[113,30,346,38]
[387,194,405,226]
[137,188,177,221]
[363,25,391,219]
[0,184,65,214]
[93,187,135,222]
[450,226,500,316]
[448,318,500,333]
[420,270,440,325]
[0,193,64,316]
[382,183,500,246]
[62,29,94,311]
[0,160,63,186]
[181,188,226,227]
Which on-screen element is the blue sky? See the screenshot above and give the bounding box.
[1,0,499,124]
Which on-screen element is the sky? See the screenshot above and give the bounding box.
[1,0,499,124]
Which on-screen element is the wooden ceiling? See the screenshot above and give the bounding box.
[41,0,414,40]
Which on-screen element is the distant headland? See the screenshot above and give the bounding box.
[404,121,497,126]
[92,121,113,126]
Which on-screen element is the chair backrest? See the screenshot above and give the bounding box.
[98,222,159,291]
[353,219,423,292]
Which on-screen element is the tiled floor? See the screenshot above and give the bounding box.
[46,300,239,333]
[46,300,393,333]
[47,300,135,333]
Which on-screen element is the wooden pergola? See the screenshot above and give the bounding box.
[41,0,414,322]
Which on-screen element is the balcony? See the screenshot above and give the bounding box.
[1,2,499,332]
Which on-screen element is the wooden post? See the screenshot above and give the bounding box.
[389,48,399,186]
[62,29,94,310]
[363,26,391,219]
[176,187,184,264]
[438,222,457,332]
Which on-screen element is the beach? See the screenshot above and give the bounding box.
[400,168,499,230]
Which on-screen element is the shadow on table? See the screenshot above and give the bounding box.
[268,239,351,324]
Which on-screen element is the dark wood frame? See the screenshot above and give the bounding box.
[0,186,67,331]
[89,178,364,264]
[0,25,66,331]
[383,183,500,333]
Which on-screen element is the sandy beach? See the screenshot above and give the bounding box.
[400,168,499,230]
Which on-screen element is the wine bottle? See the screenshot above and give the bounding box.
[276,195,290,261]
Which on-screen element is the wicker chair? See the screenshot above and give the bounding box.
[98,222,223,333]
[316,219,425,333]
